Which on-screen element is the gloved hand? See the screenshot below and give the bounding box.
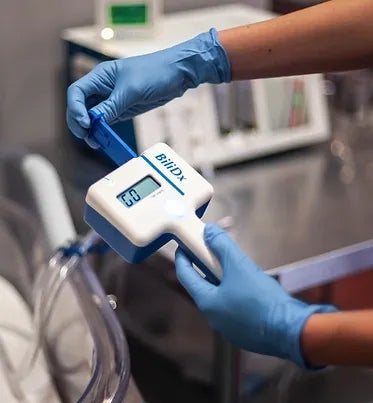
[175,224,337,367]
[67,28,231,147]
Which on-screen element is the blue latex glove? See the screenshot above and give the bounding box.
[67,28,231,148]
[175,224,337,367]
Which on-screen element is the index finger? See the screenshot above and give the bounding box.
[66,68,113,138]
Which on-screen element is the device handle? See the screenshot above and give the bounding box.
[174,216,223,285]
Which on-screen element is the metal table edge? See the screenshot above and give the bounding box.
[268,239,373,293]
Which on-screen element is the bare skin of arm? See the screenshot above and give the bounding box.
[217,1,373,368]
[301,310,373,367]
[218,0,373,80]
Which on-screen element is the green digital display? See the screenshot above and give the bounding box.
[110,4,148,25]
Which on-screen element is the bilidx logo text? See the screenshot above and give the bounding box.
[155,154,187,182]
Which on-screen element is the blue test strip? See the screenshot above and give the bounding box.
[88,110,137,166]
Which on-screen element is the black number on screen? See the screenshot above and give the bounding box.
[122,193,133,207]
[129,189,141,202]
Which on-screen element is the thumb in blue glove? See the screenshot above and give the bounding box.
[67,28,231,148]
[175,224,337,367]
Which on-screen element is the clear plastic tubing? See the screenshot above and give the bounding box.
[16,231,101,380]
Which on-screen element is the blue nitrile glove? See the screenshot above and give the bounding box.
[67,28,231,148]
[175,224,337,368]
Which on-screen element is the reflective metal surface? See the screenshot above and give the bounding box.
[212,120,373,271]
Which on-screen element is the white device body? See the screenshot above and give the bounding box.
[85,143,222,281]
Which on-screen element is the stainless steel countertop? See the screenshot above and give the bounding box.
[211,123,373,270]
[36,112,373,291]
[206,113,373,291]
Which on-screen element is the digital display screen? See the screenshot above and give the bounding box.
[110,4,148,25]
[117,176,160,208]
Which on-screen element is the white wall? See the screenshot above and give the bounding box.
[166,0,269,12]
[0,1,96,146]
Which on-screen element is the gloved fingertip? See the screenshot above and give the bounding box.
[175,248,194,281]
[204,223,223,241]
[175,247,190,264]
[78,114,91,130]
[90,102,115,126]
[85,137,101,149]
[203,223,246,269]
[66,115,89,140]
[204,224,229,252]
[175,247,213,300]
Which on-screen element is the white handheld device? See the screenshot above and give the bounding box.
[84,112,222,284]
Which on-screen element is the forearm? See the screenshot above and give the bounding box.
[302,310,373,367]
[218,0,373,80]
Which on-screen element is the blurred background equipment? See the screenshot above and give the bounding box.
[63,4,330,168]
[0,0,269,149]
[95,0,163,39]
